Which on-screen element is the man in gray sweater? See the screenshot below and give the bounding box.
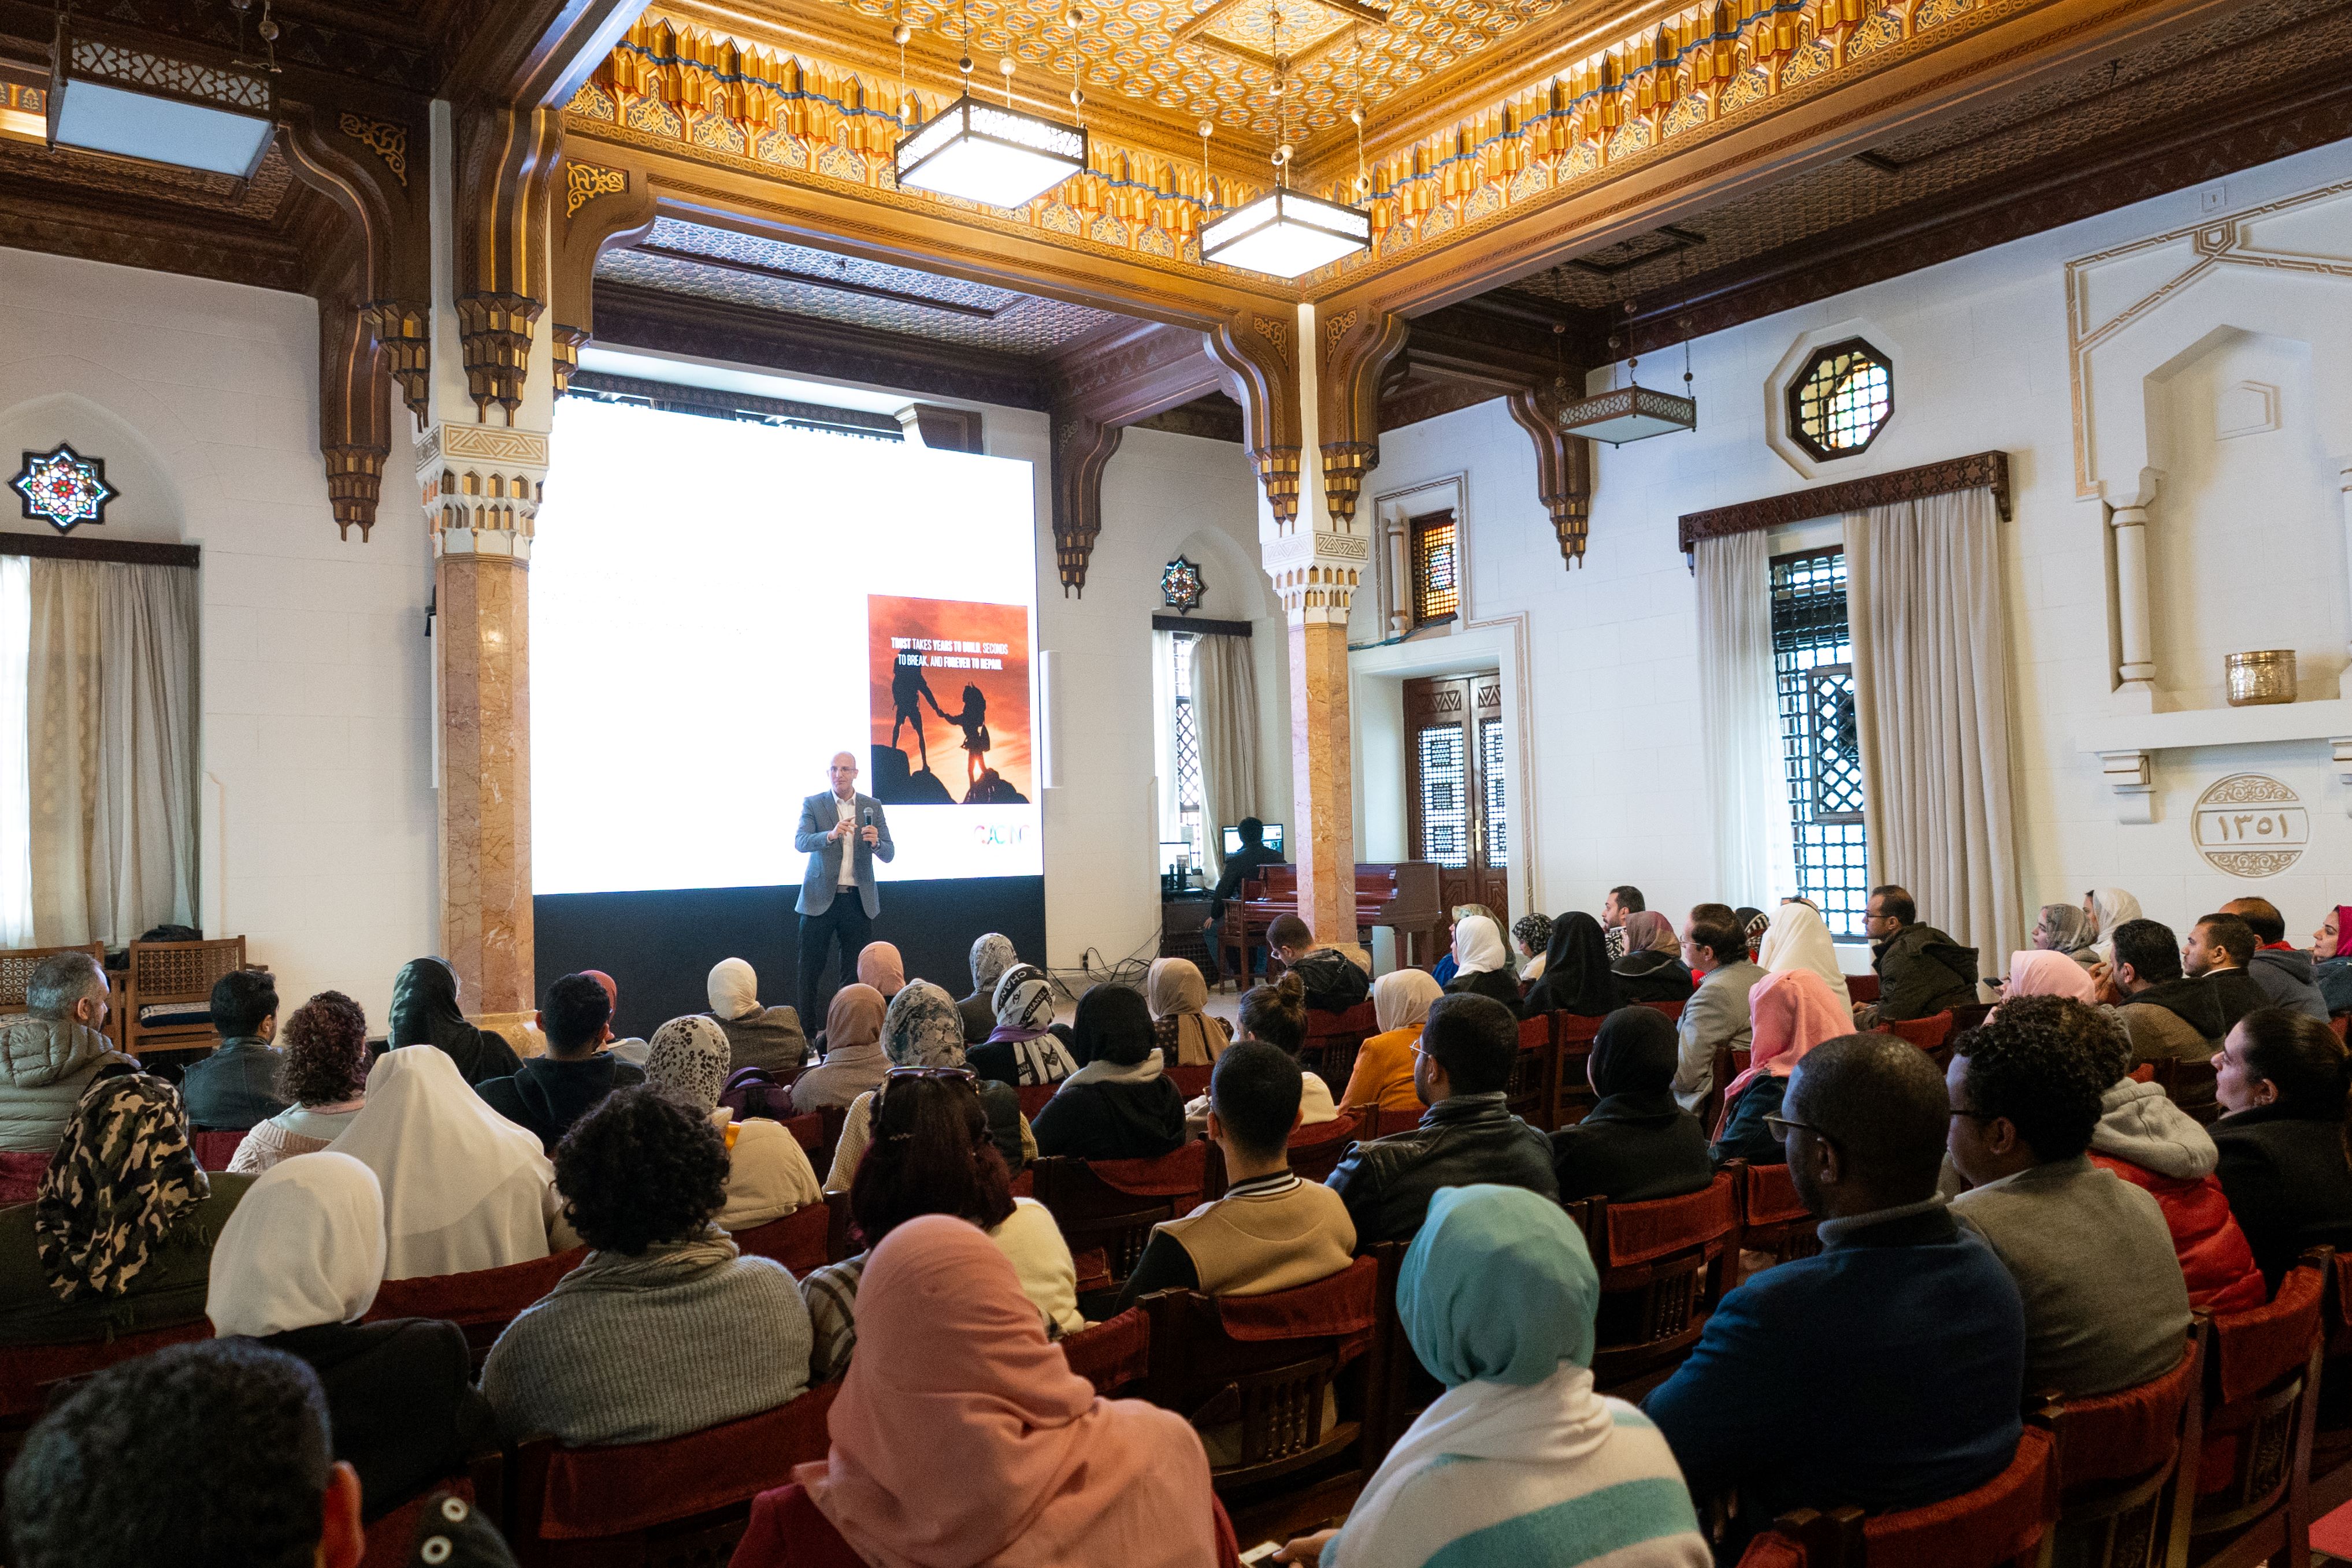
[1946,996,2190,1399]
[1672,914,1765,1112]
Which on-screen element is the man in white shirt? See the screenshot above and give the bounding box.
[794,752,895,1026]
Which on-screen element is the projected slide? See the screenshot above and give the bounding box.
[530,398,1042,896]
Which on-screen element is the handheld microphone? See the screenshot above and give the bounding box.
[862,807,873,827]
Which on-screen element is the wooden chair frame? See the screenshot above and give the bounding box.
[1563,1171,1741,1400]
[121,937,250,1060]
[0,942,121,1053]
[1029,1147,1211,1292]
[2188,1248,2330,1568]
[2045,1320,2206,1568]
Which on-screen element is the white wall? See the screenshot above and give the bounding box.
[0,246,438,1028]
[1356,138,2352,948]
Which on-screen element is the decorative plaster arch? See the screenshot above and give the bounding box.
[1170,523,1284,623]
[0,369,235,543]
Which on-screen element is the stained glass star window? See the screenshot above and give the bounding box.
[12,444,116,534]
[1162,555,1205,613]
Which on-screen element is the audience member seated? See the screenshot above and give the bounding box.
[2097,918,2224,1063]
[1711,969,1848,1169]
[1327,993,1556,1246]
[1274,1185,1709,1568]
[483,1089,811,1446]
[334,1046,555,1281]
[1672,915,1764,1111]
[1997,949,2097,1009]
[180,969,288,1132]
[2317,904,2352,1016]
[2054,995,2266,1312]
[1115,1042,1355,1315]
[1225,972,1341,1125]
[2031,901,2099,968]
[1944,1003,2191,1398]
[1644,1035,2026,1544]
[856,941,906,1001]
[959,932,1019,1044]
[1443,913,1521,1008]
[791,983,892,1116]
[1266,913,1374,1014]
[1345,969,1445,1120]
[1856,884,1979,1026]
[1523,911,1618,1020]
[802,1070,1083,1383]
[0,951,133,1154]
[232,991,372,1175]
[825,982,1033,1192]
[1755,899,1853,1008]
[580,971,648,1067]
[2184,915,2265,1034]
[476,973,644,1154]
[388,956,521,1087]
[1735,907,1768,963]
[970,965,1081,1087]
[2209,1007,2352,1291]
[1149,957,1231,1067]
[3,1340,373,1568]
[1434,904,1505,987]
[207,1153,495,1519]
[705,957,811,1075]
[1602,885,1645,963]
[1612,911,1697,1006]
[645,1016,821,1230]
[2217,897,2330,1021]
[0,1073,249,1344]
[1553,1008,1713,1204]
[1033,985,1187,1162]
[2087,887,2145,968]
[736,1216,1220,1568]
[1203,816,1287,985]
[1513,912,1553,983]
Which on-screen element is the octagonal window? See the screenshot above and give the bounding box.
[1787,339,1893,460]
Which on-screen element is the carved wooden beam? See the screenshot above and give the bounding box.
[318,288,391,541]
[900,404,985,453]
[1045,321,1223,427]
[1505,384,1595,570]
[550,157,657,395]
[1317,302,1412,528]
[454,103,566,425]
[442,0,656,110]
[282,103,435,433]
[1207,311,1304,527]
[1049,411,1123,597]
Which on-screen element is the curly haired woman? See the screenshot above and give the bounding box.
[229,991,372,1176]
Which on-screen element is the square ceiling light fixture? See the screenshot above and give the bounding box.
[47,28,273,178]
[1200,189,1370,278]
[1557,383,1697,445]
[895,95,1088,210]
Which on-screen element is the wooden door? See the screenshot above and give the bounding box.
[1403,674,1509,930]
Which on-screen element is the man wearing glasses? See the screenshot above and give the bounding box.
[1643,1035,2026,1556]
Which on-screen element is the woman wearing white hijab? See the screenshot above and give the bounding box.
[2085,887,2145,968]
[206,1153,494,1521]
[1755,900,1852,1009]
[1444,915,1520,1008]
[645,1016,822,1231]
[330,1046,558,1281]
[706,957,812,1075]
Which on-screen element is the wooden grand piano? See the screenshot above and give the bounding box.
[1219,862,1444,982]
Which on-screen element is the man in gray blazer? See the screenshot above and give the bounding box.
[1672,913,1767,1112]
[796,750,895,1027]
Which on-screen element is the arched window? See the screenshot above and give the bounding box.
[1787,339,1893,460]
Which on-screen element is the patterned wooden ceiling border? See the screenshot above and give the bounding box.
[1675,449,2008,551]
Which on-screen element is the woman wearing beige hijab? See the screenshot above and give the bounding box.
[1147,958,1231,1067]
[705,957,811,1075]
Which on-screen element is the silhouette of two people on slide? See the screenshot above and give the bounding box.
[888,656,1021,805]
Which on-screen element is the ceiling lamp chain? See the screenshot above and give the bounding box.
[1196,0,1370,278]
[893,0,1089,208]
[1553,299,1698,447]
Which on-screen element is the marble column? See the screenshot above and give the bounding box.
[2109,496,2157,709]
[1264,531,1367,945]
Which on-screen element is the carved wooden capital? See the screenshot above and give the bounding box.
[318,292,389,543]
[1049,410,1124,597]
[551,152,659,397]
[1505,384,1594,569]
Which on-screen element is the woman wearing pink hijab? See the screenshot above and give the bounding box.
[731,1214,1234,1568]
[1995,950,2099,1013]
[1710,969,1852,1167]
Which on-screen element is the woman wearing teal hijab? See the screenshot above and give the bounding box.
[1275,1186,1708,1568]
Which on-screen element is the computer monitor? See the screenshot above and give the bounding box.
[1222,822,1284,857]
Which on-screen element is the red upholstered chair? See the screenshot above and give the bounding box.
[505,1383,840,1567]
[1855,1421,2057,1567]
[2149,1057,2220,1127]
[1847,973,1882,1005]
[1029,1142,1212,1292]
[2331,1015,2348,1044]
[2306,1252,2352,1515]
[362,1247,588,1371]
[0,1320,211,1451]
[2190,1249,2329,1567]
[0,1150,49,1204]
[1947,1002,1994,1036]
[1550,1012,1604,1129]
[731,1203,832,1275]
[1301,1002,1377,1099]
[1287,1112,1359,1186]
[781,1113,822,1154]
[1884,1012,1954,1058]
[1562,1169,1741,1398]
[1733,1509,1854,1568]
[1139,1255,1384,1544]
[1644,1000,1686,1022]
[1016,1081,1060,1119]
[2045,1320,2205,1568]
[1735,1159,1819,1275]
[355,1457,502,1568]
[1060,1306,1150,1395]
[729,1482,1245,1568]
[1365,1239,1441,1458]
[1167,1063,1213,1100]
[188,1128,244,1171]
[1507,1015,1558,1133]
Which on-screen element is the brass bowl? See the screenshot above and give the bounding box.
[2225,649,2296,707]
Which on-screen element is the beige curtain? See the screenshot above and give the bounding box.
[1694,530,1789,910]
[28,560,199,947]
[1844,487,2022,968]
[1190,631,1261,879]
